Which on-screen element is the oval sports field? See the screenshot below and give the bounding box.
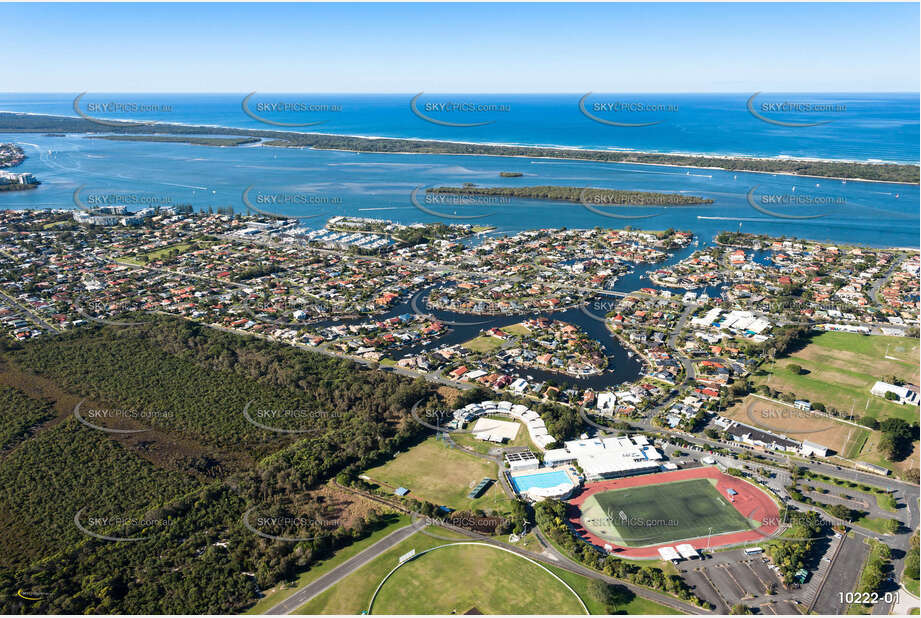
[568,466,780,558]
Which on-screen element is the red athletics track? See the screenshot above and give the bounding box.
[566,466,780,558]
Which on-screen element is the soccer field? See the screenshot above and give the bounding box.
[579,478,754,547]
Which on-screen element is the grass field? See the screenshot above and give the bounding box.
[372,543,587,614]
[293,526,470,615]
[361,436,509,511]
[724,395,869,457]
[244,514,409,614]
[503,322,533,337]
[294,525,680,615]
[579,478,753,547]
[854,432,919,478]
[462,334,504,353]
[546,564,682,615]
[756,332,919,424]
[121,242,197,265]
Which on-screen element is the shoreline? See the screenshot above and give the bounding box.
[1,109,918,167]
[0,111,918,185]
[309,146,917,186]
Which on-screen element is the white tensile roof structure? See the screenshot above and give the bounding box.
[676,544,699,559]
[658,546,681,561]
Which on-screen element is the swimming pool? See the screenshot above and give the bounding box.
[510,470,573,493]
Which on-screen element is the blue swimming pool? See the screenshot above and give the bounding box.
[510,470,572,493]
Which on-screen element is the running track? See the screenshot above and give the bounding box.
[567,466,779,558]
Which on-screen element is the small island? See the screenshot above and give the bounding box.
[0,143,39,191]
[425,185,714,206]
[499,171,523,177]
[89,135,261,147]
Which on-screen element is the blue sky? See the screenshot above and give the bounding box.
[5,2,919,92]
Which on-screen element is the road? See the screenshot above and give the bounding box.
[100,232,918,612]
[868,254,906,305]
[330,482,712,615]
[0,287,61,333]
[264,519,426,615]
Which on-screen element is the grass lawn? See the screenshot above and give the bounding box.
[756,332,919,424]
[122,241,205,265]
[372,543,588,614]
[503,322,533,337]
[844,429,870,459]
[295,525,677,615]
[904,576,920,598]
[462,334,504,353]
[293,526,470,615]
[855,515,898,535]
[875,492,898,513]
[546,564,683,615]
[244,513,409,614]
[854,433,919,479]
[579,478,753,547]
[362,436,509,511]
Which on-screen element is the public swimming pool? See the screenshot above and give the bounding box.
[510,470,573,493]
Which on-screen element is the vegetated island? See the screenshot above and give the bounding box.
[89,135,261,147]
[426,185,714,206]
[1,112,917,184]
[499,171,523,177]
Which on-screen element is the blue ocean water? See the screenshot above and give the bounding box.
[3,133,917,248]
[1,92,918,163]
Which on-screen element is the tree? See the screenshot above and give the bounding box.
[788,364,803,375]
[586,579,634,610]
[730,603,752,614]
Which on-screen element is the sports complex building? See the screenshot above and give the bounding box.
[543,435,663,480]
[503,434,666,501]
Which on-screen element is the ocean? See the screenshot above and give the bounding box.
[1,92,918,163]
[0,92,918,248]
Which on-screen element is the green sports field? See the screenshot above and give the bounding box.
[372,543,587,614]
[579,478,754,547]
